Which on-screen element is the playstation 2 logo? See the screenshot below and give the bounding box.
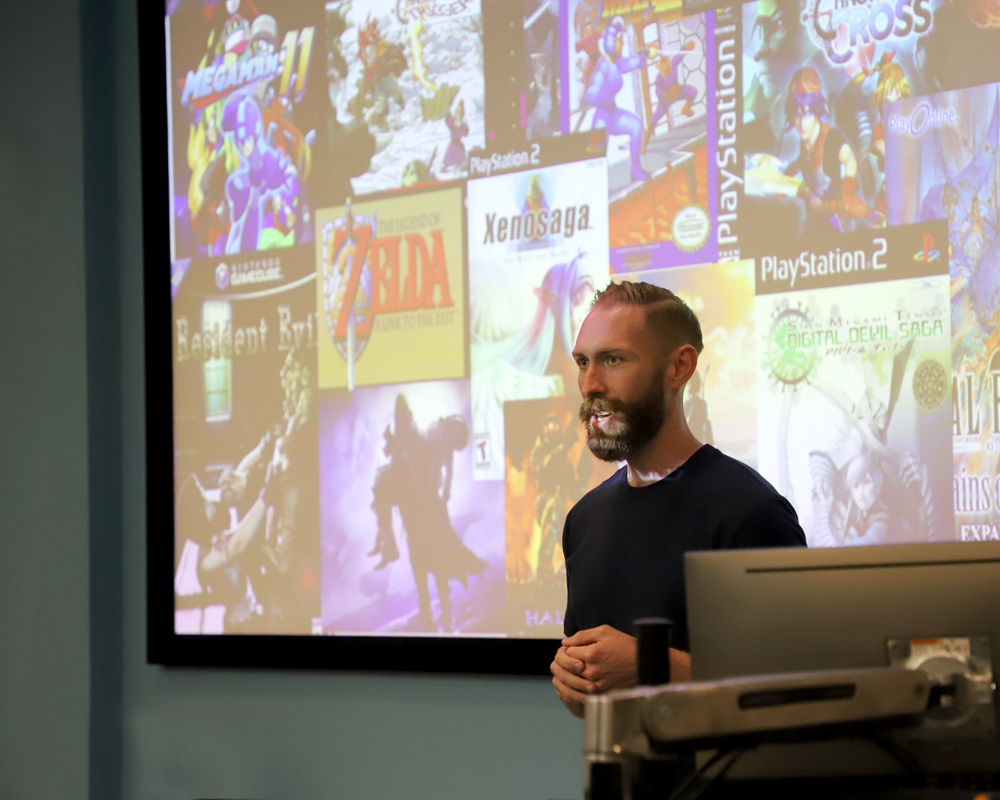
[914,233,940,263]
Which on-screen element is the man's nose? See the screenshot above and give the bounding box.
[580,365,605,397]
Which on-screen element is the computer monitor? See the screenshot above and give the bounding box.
[685,541,1000,779]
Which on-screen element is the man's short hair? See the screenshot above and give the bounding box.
[591,280,704,354]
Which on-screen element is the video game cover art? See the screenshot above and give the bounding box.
[885,83,1000,540]
[172,245,320,634]
[503,395,617,637]
[562,0,716,270]
[319,379,504,635]
[167,1,326,260]
[738,0,941,258]
[466,153,610,481]
[756,225,954,546]
[325,0,485,196]
[315,186,466,390]
[523,0,563,141]
[615,259,760,464]
[917,0,1000,94]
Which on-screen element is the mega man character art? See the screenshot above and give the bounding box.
[585,16,653,182]
[221,94,301,254]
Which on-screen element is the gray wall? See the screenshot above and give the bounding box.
[0,0,586,798]
[0,1,90,798]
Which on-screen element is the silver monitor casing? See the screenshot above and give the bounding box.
[685,541,1000,778]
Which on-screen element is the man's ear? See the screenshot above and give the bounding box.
[667,344,699,389]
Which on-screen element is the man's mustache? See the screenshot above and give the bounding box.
[579,397,627,425]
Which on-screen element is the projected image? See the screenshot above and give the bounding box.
[523,0,562,140]
[918,0,1000,94]
[756,224,954,547]
[319,380,503,635]
[314,185,466,390]
[885,82,1000,539]
[159,0,1000,645]
[467,153,610,481]
[172,246,320,634]
[565,0,714,269]
[325,0,485,196]
[167,1,326,259]
[739,0,941,257]
[504,395,618,636]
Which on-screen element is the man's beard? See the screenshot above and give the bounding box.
[578,371,667,463]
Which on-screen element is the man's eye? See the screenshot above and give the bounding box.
[607,355,621,364]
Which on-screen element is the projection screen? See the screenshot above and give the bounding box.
[147,0,1000,670]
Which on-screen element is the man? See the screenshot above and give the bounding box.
[550,281,806,717]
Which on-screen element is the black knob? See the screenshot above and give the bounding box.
[634,617,673,686]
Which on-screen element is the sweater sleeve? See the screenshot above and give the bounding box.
[562,509,579,636]
[729,495,807,549]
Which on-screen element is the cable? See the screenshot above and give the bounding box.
[860,732,924,776]
[666,748,748,800]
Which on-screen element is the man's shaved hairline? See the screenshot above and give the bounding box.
[642,299,697,357]
[590,281,704,356]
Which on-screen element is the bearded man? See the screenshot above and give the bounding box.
[550,281,806,718]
